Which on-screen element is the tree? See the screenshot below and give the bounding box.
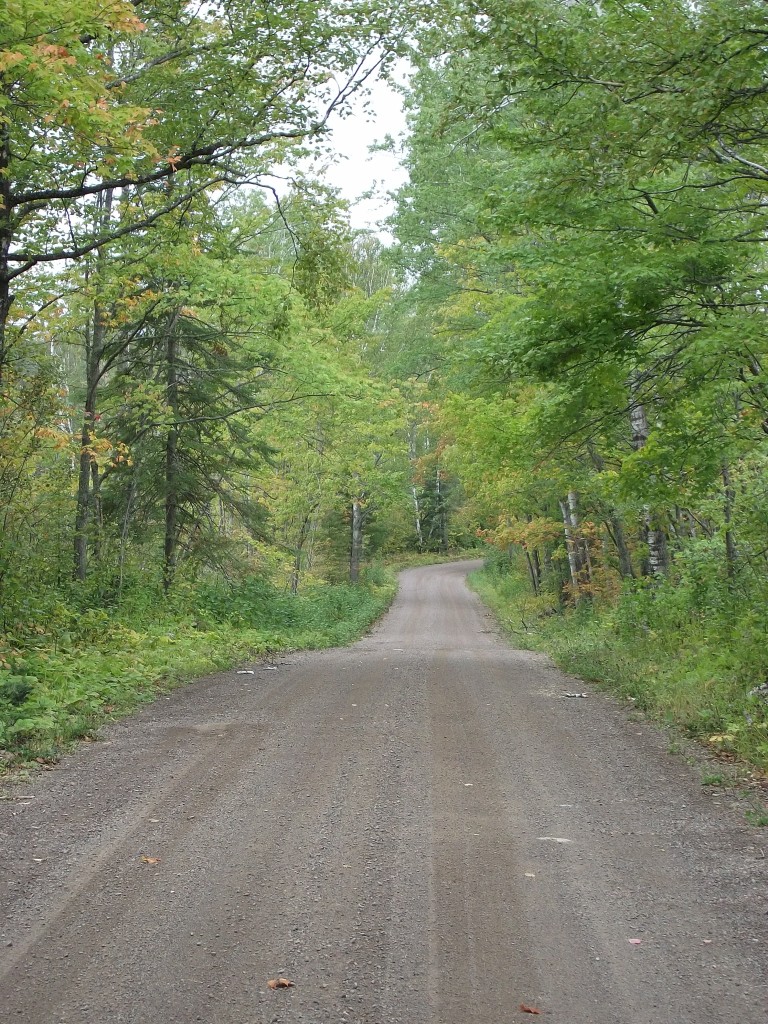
[390,1,768,592]
[0,0,442,376]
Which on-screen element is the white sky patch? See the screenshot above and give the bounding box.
[264,64,410,239]
[321,73,408,233]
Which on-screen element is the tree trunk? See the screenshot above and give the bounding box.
[0,120,12,384]
[559,497,581,596]
[567,490,592,587]
[408,426,424,551]
[629,381,669,576]
[523,515,542,595]
[73,415,93,582]
[606,514,635,579]
[73,190,114,581]
[587,442,634,579]
[524,548,540,595]
[73,301,107,580]
[163,312,182,593]
[349,498,364,584]
[531,547,542,589]
[290,510,315,595]
[721,462,738,580]
[436,462,449,553]
[645,523,669,576]
[411,485,424,551]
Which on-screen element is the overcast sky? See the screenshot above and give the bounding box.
[318,70,410,236]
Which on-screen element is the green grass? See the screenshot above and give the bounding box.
[701,772,728,787]
[0,569,397,769]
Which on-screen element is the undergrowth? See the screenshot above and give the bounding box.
[0,567,396,769]
[470,549,768,774]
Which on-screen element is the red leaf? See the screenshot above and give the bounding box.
[520,1004,541,1015]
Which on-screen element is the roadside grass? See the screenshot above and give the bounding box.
[469,560,768,779]
[0,568,397,771]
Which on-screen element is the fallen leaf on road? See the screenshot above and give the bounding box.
[141,856,161,864]
[519,1003,541,1014]
[267,978,295,989]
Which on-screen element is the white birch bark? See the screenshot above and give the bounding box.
[629,381,668,576]
[559,498,581,594]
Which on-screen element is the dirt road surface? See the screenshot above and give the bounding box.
[1,561,766,1024]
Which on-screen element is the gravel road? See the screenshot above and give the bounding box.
[1,560,766,1024]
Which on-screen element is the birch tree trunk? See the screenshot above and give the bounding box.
[629,381,669,576]
[567,489,592,588]
[559,497,581,596]
[412,485,425,552]
[436,461,449,553]
[407,427,424,551]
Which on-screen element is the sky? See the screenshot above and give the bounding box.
[314,70,410,236]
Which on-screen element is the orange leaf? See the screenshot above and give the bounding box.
[267,978,295,990]
[141,856,161,864]
[520,1005,541,1015]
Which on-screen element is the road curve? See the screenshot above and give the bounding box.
[1,561,766,1024]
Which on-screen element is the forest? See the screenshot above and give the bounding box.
[1,1,767,775]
